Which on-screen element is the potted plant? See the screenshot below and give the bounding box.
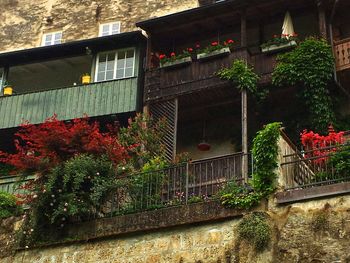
[261,33,298,54]
[3,83,13,96]
[159,49,193,69]
[81,73,91,84]
[197,39,235,61]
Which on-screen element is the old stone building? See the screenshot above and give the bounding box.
[0,0,198,52]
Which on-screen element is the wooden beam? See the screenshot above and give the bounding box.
[317,0,327,39]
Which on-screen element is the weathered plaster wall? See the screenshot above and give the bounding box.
[2,195,350,263]
[0,0,198,53]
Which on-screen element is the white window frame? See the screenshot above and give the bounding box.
[99,21,121,37]
[41,31,63,46]
[94,48,136,82]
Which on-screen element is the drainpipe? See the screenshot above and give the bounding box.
[329,0,339,83]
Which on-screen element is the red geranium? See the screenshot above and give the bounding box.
[187,47,193,52]
[227,39,234,44]
[170,52,176,57]
[211,41,218,46]
[195,43,200,49]
[159,54,166,60]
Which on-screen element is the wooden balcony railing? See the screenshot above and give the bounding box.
[144,48,277,102]
[0,78,138,130]
[334,38,350,72]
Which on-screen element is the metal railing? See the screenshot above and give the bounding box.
[281,143,350,189]
[102,152,248,217]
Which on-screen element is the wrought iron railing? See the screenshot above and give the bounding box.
[281,143,350,189]
[102,152,248,217]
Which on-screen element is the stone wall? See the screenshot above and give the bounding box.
[0,0,198,53]
[2,195,350,263]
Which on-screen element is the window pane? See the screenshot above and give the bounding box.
[111,23,120,34]
[126,50,134,58]
[125,68,133,78]
[116,69,124,79]
[97,72,105,82]
[106,70,114,80]
[45,34,52,42]
[125,57,133,68]
[99,62,106,72]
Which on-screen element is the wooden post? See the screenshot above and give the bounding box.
[241,9,249,183]
[146,33,153,69]
[317,0,327,39]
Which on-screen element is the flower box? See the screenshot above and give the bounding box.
[197,47,231,61]
[160,56,192,69]
[261,40,297,54]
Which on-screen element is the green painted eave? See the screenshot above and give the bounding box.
[0,78,138,129]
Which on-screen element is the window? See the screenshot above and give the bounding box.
[99,22,121,36]
[42,31,62,46]
[95,49,135,82]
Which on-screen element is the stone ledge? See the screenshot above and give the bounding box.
[275,181,350,204]
[67,200,249,241]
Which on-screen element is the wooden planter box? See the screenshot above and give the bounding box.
[197,47,231,61]
[261,40,297,54]
[160,56,192,69]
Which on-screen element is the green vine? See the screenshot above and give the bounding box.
[220,123,281,209]
[272,37,335,132]
[251,122,281,193]
[217,59,260,94]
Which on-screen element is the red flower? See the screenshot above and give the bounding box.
[195,43,200,49]
[273,35,278,38]
[211,41,218,46]
[159,54,166,60]
[227,39,234,44]
[187,47,193,52]
[170,52,176,57]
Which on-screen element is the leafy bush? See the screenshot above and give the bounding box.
[219,181,262,209]
[272,37,335,132]
[329,145,350,179]
[0,191,21,219]
[128,157,168,209]
[238,212,271,251]
[217,59,259,94]
[251,122,281,193]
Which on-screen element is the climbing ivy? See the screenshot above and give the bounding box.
[217,59,260,94]
[272,37,335,133]
[220,123,281,209]
[251,122,281,193]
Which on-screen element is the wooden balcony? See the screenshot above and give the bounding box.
[334,38,350,72]
[144,48,277,102]
[0,78,138,130]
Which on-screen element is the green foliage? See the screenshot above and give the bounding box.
[0,191,21,219]
[251,122,281,193]
[328,146,350,178]
[128,157,168,209]
[219,181,262,209]
[217,60,260,94]
[19,154,118,245]
[119,113,166,169]
[272,37,335,132]
[0,163,14,177]
[238,212,271,251]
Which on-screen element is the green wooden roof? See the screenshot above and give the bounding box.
[0,78,138,129]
